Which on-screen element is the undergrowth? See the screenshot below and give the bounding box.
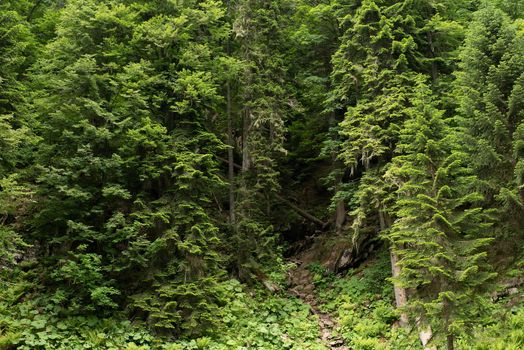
[3,250,524,349]
[0,265,327,350]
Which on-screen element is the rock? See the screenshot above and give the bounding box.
[508,287,519,295]
[262,280,280,293]
[336,249,354,271]
[330,339,344,346]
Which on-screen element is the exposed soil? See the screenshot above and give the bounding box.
[288,261,349,350]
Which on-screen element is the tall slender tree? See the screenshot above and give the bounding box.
[227,0,294,279]
[455,2,524,241]
[386,83,495,350]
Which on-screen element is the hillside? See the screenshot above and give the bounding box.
[1,1,524,349]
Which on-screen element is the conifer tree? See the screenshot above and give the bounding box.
[386,83,495,350]
[228,0,294,279]
[0,0,41,271]
[455,2,524,240]
[332,0,465,232]
[26,0,231,334]
[330,0,461,321]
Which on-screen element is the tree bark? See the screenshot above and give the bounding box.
[447,334,454,350]
[335,199,346,234]
[330,111,346,234]
[428,32,438,83]
[225,0,235,224]
[379,209,409,326]
[227,80,235,224]
[242,110,251,172]
[389,248,409,326]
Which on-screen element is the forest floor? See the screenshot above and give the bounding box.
[288,261,349,350]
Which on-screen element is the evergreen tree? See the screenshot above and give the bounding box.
[228,0,295,279]
[455,2,524,240]
[26,0,230,335]
[0,0,42,271]
[332,0,465,234]
[386,83,495,350]
[330,0,480,334]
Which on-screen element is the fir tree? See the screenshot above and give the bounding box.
[330,0,466,325]
[228,0,294,279]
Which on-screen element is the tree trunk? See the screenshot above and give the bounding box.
[379,209,409,326]
[389,248,409,326]
[226,0,235,225]
[335,199,346,234]
[242,110,251,172]
[428,32,438,83]
[275,194,326,227]
[227,80,235,224]
[330,111,346,234]
[446,334,454,350]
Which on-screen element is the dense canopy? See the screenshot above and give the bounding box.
[1,1,524,349]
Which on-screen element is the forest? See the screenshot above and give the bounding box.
[1,0,524,349]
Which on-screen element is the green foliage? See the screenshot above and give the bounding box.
[330,0,468,242]
[168,279,327,350]
[455,1,524,238]
[19,0,230,333]
[1,273,329,350]
[1,0,524,349]
[313,250,420,350]
[386,82,496,346]
[458,307,524,349]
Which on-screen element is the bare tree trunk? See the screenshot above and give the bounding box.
[428,32,438,83]
[226,0,235,225]
[227,80,235,224]
[242,110,251,172]
[444,298,454,350]
[379,209,408,326]
[389,248,409,326]
[446,334,454,350]
[330,111,346,234]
